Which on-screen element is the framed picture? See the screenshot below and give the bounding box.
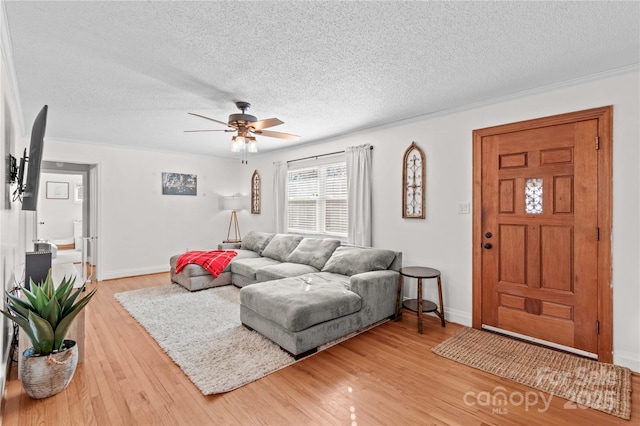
[46,181,69,199]
[402,141,426,219]
[251,170,261,214]
[162,172,197,196]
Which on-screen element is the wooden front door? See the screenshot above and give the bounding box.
[472,107,613,362]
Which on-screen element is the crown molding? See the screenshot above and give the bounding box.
[397,63,640,124]
[0,0,26,135]
[297,63,640,148]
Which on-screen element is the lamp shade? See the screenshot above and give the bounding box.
[231,137,240,152]
[236,135,246,150]
[223,196,244,211]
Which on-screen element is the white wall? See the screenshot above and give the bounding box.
[0,7,28,396]
[240,69,640,371]
[42,141,242,280]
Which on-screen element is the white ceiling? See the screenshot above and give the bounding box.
[4,1,639,159]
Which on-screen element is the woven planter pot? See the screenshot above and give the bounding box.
[19,340,78,399]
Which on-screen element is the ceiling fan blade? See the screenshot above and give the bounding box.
[188,112,236,129]
[184,129,233,133]
[250,118,283,131]
[255,129,300,140]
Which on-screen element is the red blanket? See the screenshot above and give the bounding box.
[175,250,238,278]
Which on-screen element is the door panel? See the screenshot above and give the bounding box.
[540,225,573,291]
[477,115,603,355]
[499,224,526,284]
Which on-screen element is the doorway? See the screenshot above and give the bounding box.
[472,106,613,363]
[39,161,98,282]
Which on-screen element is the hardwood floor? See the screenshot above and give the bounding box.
[2,273,638,425]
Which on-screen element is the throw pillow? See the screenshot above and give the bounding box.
[321,246,396,276]
[261,234,304,262]
[241,231,275,255]
[286,238,341,270]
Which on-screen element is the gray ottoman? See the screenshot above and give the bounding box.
[169,254,232,291]
[240,273,364,358]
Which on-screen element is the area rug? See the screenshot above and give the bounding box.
[432,327,632,420]
[115,284,384,395]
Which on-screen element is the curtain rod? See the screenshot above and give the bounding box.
[287,145,374,164]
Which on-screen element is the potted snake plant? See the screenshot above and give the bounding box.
[1,270,96,399]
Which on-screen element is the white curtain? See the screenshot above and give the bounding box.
[273,161,287,233]
[346,144,372,246]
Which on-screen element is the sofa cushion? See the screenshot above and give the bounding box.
[312,271,351,286]
[261,234,304,262]
[233,248,263,260]
[240,275,362,332]
[286,238,341,270]
[231,257,281,281]
[256,263,319,282]
[321,246,396,276]
[241,231,275,255]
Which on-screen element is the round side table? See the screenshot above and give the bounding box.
[395,266,445,334]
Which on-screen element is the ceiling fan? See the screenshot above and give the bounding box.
[186,101,300,152]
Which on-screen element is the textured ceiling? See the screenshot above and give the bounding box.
[4,1,639,159]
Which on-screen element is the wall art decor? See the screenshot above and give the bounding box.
[162,172,197,196]
[46,181,69,200]
[251,170,261,214]
[402,141,425,218]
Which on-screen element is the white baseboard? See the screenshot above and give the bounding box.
[443,307,472,327]
[101,265,170,281]
[402,297,472,327]
[614,350,640,373]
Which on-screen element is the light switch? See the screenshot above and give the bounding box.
[458,202,470,214]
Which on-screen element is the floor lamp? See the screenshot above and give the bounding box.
[223,196,244,243]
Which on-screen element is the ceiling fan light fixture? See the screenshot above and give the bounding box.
[231,136,240,152]
[237,135,246,150]
[248,138,258,153]
[188,101,298,160]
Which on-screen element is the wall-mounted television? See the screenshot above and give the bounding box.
[21,105,48,211]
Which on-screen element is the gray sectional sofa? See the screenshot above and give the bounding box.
[170,231,402,358]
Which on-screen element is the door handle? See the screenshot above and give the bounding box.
[483,243,493,249]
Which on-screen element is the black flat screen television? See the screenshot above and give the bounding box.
[22,105,48,211]
[16,148,26,188]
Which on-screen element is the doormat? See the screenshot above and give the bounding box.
[432,327,632,420]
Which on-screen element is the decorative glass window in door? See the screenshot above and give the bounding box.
[251,170,261,214]
[402,141,426,219]
[525,178,543,214]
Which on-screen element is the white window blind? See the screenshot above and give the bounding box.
[287,160,347,238]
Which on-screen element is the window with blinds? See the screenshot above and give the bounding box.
[287,161,347,238]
